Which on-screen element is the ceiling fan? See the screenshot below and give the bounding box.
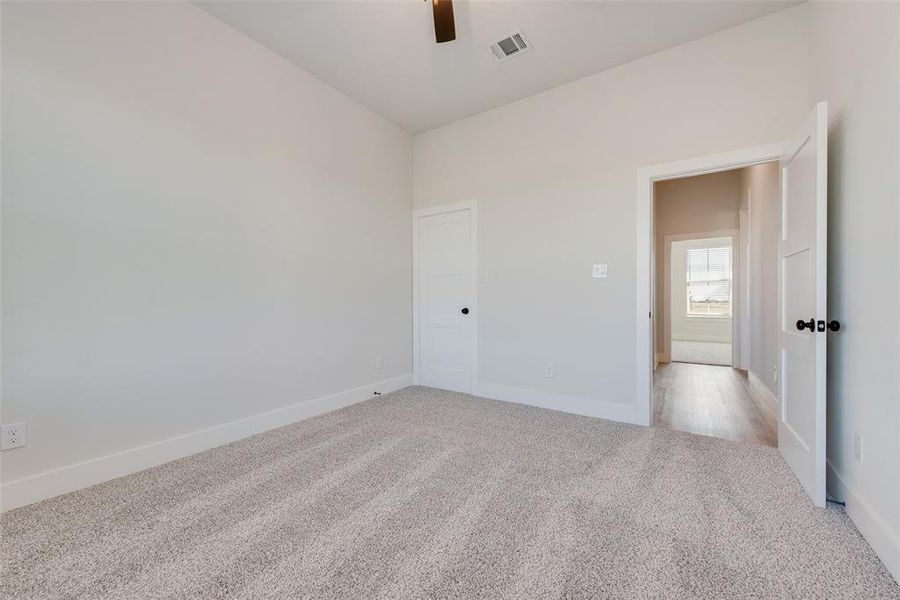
[429,0,456,43]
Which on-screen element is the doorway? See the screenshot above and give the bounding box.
[650,165,778,447]
[637,104,830,507]
[412,200,478,393]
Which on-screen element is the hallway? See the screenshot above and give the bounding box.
[653,362,777,447]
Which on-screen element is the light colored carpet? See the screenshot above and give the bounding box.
[672,340,732,366]
[2,386,897,599]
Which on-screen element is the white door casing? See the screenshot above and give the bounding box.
[740,206,751,371]
[413,201,477,393]
[778,101,828,507]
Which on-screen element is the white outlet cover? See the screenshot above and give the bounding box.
[592,264,608,278]
[1,422,27,450]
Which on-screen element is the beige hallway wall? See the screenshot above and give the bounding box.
[654,170,742,361]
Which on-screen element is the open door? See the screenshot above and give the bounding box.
[779,101,827,507]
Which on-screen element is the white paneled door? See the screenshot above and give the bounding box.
[779,102,828,507]
[414,204,475,393]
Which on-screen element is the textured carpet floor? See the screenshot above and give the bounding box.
[2,387,898,599]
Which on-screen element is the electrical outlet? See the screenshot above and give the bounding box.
[375,354,384,370]
[592,264,608,279]
[545,361,554,378]
[1,422,26,451]
[854,433,863,463]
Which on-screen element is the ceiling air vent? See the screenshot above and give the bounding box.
[489,30,532,62]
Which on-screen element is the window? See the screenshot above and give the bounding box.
[686,246,732,317]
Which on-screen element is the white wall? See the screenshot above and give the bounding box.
[414,6,810,421]
[1,2,412,498]
[809,1,900,581]
[741,162,781,399]
[669,237,733,344]
[654,171,742,356]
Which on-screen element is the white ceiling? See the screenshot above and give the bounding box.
[198,1,801,134]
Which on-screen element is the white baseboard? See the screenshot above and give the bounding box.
[0,374,412,512]
[472,382,641,426]
[827,460,900,583]
[671,334,731,343]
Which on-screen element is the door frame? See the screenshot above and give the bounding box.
[739,204,751,371]
[636,143,784,426]
[661,230,739,366]
[412,199,478,392]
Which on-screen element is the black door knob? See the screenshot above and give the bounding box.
[461,307,469,315]
[828,320,841,332]
[796,318,815,332]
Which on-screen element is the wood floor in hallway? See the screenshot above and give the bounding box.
[653,362,778,447]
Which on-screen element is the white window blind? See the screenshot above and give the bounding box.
[686,246,732,317]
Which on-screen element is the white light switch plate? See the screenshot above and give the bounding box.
[592,264,608,278]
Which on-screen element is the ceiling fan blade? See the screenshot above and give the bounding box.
[432,0,456,43]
